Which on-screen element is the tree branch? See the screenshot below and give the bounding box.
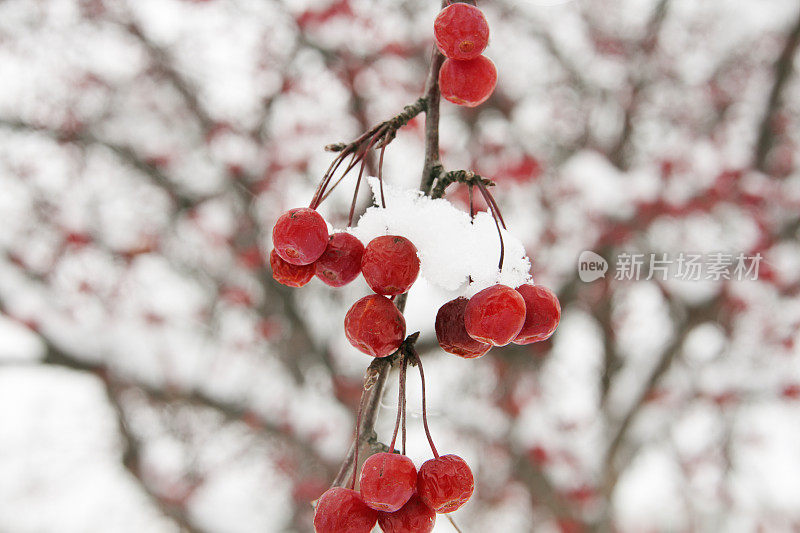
[753,6,800,173]
[330,32,446,489]
[0,117,203,210]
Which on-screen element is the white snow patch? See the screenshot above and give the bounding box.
[346,178,532,295]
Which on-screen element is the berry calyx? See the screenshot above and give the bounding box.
[377,493,436,533]
[269,249,315,287]
[464,284,526,346]
[435,297,491,358]
[359,452,417,512]
[513,284,561,344]
[314,232,365,287]
[439,55,497,107]
[434,3,490,60]
[361,235,420,296]
[344,295,406,357]
[416,454,474,514]
[313,487,378,533]
[272,207,329,265]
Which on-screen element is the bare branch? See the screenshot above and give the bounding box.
[0,117,203,210]
[754,7,800,173]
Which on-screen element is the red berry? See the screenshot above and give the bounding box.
[361,235,420,296]
[272,207,328,265]
[314,233,365,287]
[434,3,489,60]
[344,295,406,357]
[464,284,526,346]
[439,56,497,107]
[359,452,417,512]
[377,493,436,533]
[269,249,315,287]
[435,297,491,358]
[313,487,378,533]
[513,284,561,344]
[417,454,474,514]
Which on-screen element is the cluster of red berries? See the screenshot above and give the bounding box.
[435,2,497,107]
[272,207,561,357]
[436,283,561,358]
[314,451,473,533]
[270,207,364,288]
[271,206,420,358]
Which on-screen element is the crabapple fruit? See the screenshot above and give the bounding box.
[313,487,378,533]
[417,454,474,513]
[272,207,328,265]
[314,232,365,287]
[377,493,436,533]
[513,284,561,344]
[464,284,526,346]
[434,3,489,60]
[361,235,420,296]
[359,452,417,512]
[344,295,406,357]
[269,249,315,288]
[439,55,497,107]
[435,297,491,358]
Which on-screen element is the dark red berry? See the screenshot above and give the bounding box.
[439,56,497,108]
[314,233,365,287]
[513,284,561,344]
[435,297,491,358]
[377,493,436,533]
[464,284,526,346]
[361,235,420,296]
[269,249,315,287]
[272,207,328,265]
[344,295,406,357]
[313,487,378,533]
[417,454,474,514]
[359,452,417,512]
[434,3,489,60]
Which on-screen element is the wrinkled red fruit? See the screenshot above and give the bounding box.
[464,284,526,346]
[269,249,315,287]
[360,452,417,512]
[377,493,436,533]
[344,295,406,357]
[314,233,365,287]
[514,284,561,344]
[435,297,491,358]
[313,487,378,533]
[417,455,474,514]
[361,235,420,296]
[439,56,497,107]
[272,207,328,265]
[434,3,489,60]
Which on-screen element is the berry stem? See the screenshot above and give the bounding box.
[468,183,475,220]
[378,143,387,209]
[475,180,506,270]
[401,355,408,456]
[413,349,439,458]
[310,99,428,210]
[349,391,367,490]
[446,514,465,533]
[388,354,408,452]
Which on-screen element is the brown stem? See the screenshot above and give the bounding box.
[330,38,444,488]
[754,6,800,173]
[475,181,506,270]
[414,350,439,458]
[349,391,367,490]
[389,355,408,452]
